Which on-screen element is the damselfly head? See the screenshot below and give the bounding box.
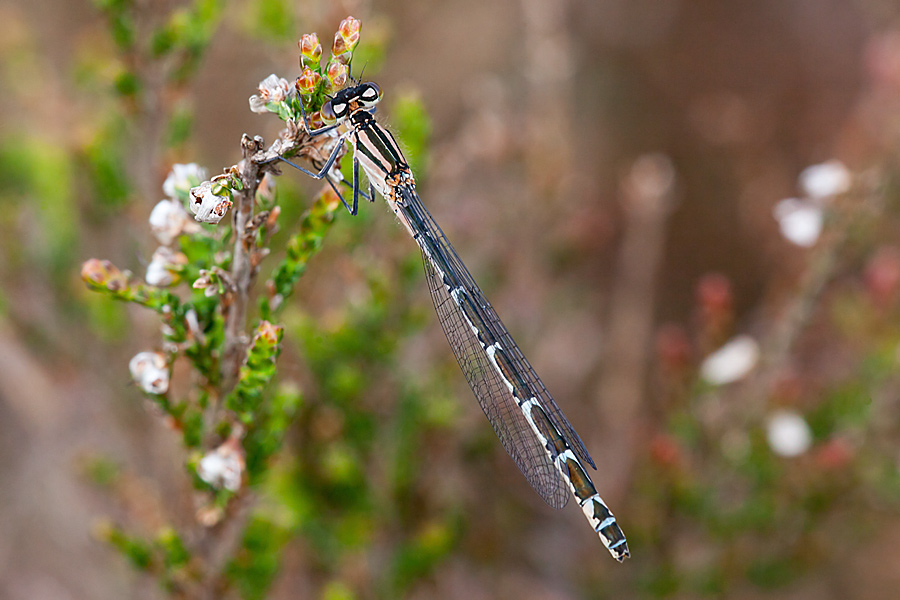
[320,82,382,125]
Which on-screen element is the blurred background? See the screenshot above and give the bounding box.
[2,0,900,598]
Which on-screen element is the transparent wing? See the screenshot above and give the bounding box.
[421,250,570,509]
[399,186,596,509]
[402,187,596,469]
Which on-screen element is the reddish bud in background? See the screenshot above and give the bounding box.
[815,438,854,470]
[656,323,692,372]
[649,433,684,470]
[697,272,733,318]
[864,246,900,309]
[696,272,734,348]
[770,369,805,404]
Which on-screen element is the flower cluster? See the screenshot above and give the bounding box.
[773,160,852,247]
[296,16,358,98]
[144,164,208,286]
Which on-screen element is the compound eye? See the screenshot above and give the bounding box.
[359,82,382,106]
[319,101,336,124]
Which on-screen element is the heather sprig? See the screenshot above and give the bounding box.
[81,16,367,599]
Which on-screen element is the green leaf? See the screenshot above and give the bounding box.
[225,321,284,422]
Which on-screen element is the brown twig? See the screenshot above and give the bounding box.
[220,135,264,393]
[597,154,677,501]
[219,126,343,392]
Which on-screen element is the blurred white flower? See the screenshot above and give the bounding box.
[799,160,851,200]
[766,410,813,457]
[249,74,292,113]
[163,163,207,200]
[773,198,823,247]
[129,351,169,394]
[197,440,244,491]
[145,247,187,286]
[189,181,232,224]
[700,335,760,385]
[149,199,201,246]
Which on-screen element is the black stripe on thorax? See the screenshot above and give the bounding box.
[353,114,405,177]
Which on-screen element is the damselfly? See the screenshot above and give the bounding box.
[277,81,629,561]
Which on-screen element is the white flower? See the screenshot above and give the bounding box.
[189,181,233,224]
[197,441,244,491]
[249,74,293,114]
[799,160,851,200]
[773,198,823,247]
[145,246,187,286]
[766,410,813,457]
[149,199,201,246]
[129,351,169,394]
[700,335,760,385]
[163,163,207,200]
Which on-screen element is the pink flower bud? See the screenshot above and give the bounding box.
[649,434,683,469]
[256,320,283,345]
[338,16,361,44]
[655,323,692,372]
[81,258,117,285]
[814,438,854,470]
[298,33,322,68]
[296,66,322,96]
[326,61,348,91]
[865,246,900,309]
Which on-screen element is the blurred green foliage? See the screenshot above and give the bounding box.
[391,90,432,180]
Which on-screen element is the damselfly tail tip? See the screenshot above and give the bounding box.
[605,532,630,562]
[612,544,630,562]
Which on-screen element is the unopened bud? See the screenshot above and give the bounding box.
[256,320,283,346]
[299,33,323,68]
[296,66,322,96]
[337,16,361,48]
[332,16,361,65]
[326,61,349,91]
[81,258,129,292]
